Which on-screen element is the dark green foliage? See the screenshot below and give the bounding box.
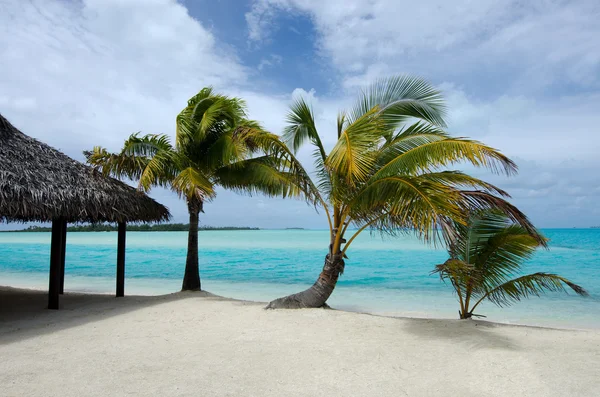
[433,210,588,319]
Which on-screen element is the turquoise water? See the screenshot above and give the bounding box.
[1,229,599,329]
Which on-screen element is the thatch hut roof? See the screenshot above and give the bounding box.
[0,114,170,223]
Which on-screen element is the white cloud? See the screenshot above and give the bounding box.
[246,0,600,92]
[0,0,246,154]
[0,0,300,228]
[443,86,600,163]
[2,0,599,229]
[0,0,335,229]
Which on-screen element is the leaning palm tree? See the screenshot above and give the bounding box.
[432,210,588,319]
[266,75,544,309]
[86,87,305,291]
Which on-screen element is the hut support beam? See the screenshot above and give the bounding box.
[116,222,126,297]
[59,219,67,294]
[48,218,65,310]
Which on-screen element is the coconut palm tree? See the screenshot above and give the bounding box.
[85,87,305,291]
[266,75,544,309]
[432,210,588,319]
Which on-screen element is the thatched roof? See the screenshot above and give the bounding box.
[0,114,170,223]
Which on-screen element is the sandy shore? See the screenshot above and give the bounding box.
[1,287,599,396]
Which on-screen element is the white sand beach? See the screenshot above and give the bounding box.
[1,287,599,397]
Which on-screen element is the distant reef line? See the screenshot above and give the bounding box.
[4,224,262,232]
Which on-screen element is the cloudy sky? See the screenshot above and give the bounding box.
[1,0,599,229]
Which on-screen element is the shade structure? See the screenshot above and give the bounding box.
[0,113,171,308]
[0,114,170,223]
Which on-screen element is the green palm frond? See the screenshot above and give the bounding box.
[455,192,546,245]
[434,209,587,319]
[215,156,305,199]
[417,171,509,197]
[283,97,325,158]
[201,131,247,170]
[432,258,480,296]
[171,166,215,201]
[176,104,198,149]
[86,87,307,208]
[84,132,176,183]
[123,133,173,157]
[337,111,346,139]
[376,122,449,169]
[349,75,447,134]
[372,136,517,181]
[138,148,180,192]
[349,175,463,242]
[326,107,384,185]
[481,273,588,308]
[84,146,148,180]
[194,97,238,137]
[475,229,543,291]
[283,97,332,199]
[176,88,246,149]
[229,127,326,208]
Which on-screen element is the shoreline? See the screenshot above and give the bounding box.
[1,284,596,332]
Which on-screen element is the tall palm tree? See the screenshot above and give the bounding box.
[433,210,588,319]
[86,87,304,291]
[266,75,543,309]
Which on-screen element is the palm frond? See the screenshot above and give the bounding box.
[283,97,325,157]
[455,192,546,246]
[337,111,347,139]
[215,156,305,199]
[372,136,517,181]
[378,121,449,154]
[123,133,173,157]
[194,97,236,138]
[171,166,215,201]
[229,127,326,208]
[482,273,588,307]
[350,175,463,242]
[283,97,332,200]
[84,132,175,181]
[432,258,479,294]
[417,171,509,197]
[349,75,448,135]
[432,209,585,318]
[138,148,180,192]
[84,146,147,180]
[201,131,247,170]
[326,107,384,185]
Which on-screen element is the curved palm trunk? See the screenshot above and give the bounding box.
[181,198,202,291]
[266,252,345,309]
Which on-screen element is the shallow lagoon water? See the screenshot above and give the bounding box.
[1,229,598,329]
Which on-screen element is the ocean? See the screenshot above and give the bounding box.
[1,229,599,329]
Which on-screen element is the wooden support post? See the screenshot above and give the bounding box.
[116,222,126,297]
[59,219,67,294]
[48,218,63,309]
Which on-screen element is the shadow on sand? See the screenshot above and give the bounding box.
[0,287,219,345]
[398,316,522,350]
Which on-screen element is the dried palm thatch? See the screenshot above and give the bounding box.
[0,114,170,223]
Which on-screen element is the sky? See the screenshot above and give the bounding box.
[1,0,599,229]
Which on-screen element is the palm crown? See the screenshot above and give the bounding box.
[85,87,303,290]
[267,75,543,309]
[86,88,300,205]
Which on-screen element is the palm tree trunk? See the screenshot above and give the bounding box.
[181,198,202,291]
[266,252,345,309]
